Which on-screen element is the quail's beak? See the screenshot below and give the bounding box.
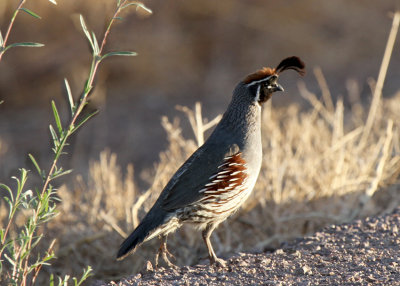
[273,83,284,92]
[268,83,284,93]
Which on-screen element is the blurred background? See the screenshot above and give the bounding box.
[1,0,400,283]
[1,0,399,184]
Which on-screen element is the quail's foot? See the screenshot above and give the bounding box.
[210,256,227,268]
[155,241,178,269]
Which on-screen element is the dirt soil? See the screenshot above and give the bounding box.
[97,208,400,285]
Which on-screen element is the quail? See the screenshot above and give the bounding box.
[117,56,305,267]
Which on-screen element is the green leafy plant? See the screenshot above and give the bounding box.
[0,1,151,285]
[0,0,57,61]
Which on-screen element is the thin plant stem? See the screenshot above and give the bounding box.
[40,1,130,223]
[19,3,133,284]
[30,239,56,286]
[99,0,129,54]
[0,170,28,259]
[0,0,27,61]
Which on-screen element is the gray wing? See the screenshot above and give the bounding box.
[160,143,240,211]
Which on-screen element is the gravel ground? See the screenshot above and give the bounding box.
[98,207,400,285]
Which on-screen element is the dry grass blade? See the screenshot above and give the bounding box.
[298,81,333,124]
[359,11,400,147]
[177,102,222,147]
[313,67,334,113]
[350,120,395,220]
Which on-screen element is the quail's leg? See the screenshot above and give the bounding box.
[202,224,226,267]
[155,235,177,269]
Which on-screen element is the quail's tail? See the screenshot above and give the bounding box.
[116,208,171,260]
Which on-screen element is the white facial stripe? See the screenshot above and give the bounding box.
[246,75,273,87]
[254,84,261,102]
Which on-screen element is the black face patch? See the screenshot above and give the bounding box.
[246,75,283,105]
[258,84,273,104]
[257,76,282,104]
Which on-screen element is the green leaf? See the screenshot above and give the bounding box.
[64,78,75,115]
[8,42,44,47]
[14,169,28,195]
[3,197,14,218]
[101,51,137,60]
[4,197,14,216]
[59,276,69,285]
[4,42,44,52]
[30,234,44,249]
[49,124,59,149]
[75,266,93,286]
[79,15,94,53]
[49,273,55,286]
[91,31,100,55]
[4,254,15,267]
[51,169,73,180]
[51,100,63,135]
[28,154,43,178]
[19,8,41,19]
[42,251,56,263]
[121,3,153,14]
[71,110,99,134]
[0,183,13,198]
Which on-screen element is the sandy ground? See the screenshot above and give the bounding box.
[94,207,400,285]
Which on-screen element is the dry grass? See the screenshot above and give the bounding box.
[33,68,399,283]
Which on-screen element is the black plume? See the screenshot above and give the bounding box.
[275,56,305,76]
